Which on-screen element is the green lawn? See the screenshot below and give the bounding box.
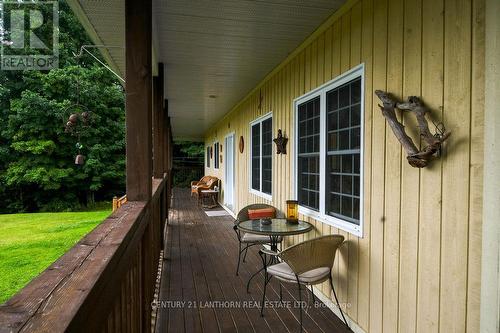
[0,210,111,303]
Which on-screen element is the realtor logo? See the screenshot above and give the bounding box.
[1,1,59,70]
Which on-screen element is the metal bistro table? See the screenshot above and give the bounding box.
[237,218,313,292]
[200,189,219,209]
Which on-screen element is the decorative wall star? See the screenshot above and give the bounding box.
[273,129,288,154]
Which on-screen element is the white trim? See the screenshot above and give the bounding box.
[206,145,211,169]
[218,201,237,219]
[248,112,273,200]
[293,64,365,238]
[250,111,273,126]
[224,132,236,211]
[249,189,273,201]
[298,206,362,236]
[308,285,367,333]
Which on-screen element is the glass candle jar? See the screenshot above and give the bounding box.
[286,200,298,220]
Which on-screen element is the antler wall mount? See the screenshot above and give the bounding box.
[375,90,450,168]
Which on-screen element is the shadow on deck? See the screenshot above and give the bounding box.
[155,188,350,333]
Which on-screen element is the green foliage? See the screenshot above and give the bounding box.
[0,210,110,303]
[0,1,125,212]
[173,168,204,188]
[172,141,204,187]
[177,141,205,157]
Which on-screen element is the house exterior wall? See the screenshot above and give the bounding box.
[204,0,485,332]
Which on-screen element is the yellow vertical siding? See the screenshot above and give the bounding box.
[203,0,484,332]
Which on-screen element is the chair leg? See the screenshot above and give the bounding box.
[242,245,249,262]
[236,241,242,276]
[329,277,350,329]
[261,272,270,317]
[260,251,271,317]
[295,275,303,332]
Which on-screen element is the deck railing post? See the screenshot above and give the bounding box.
[125,0,152,201]
[166,114,173,207]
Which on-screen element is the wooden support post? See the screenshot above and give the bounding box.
[158,63,165,176]
[163,99,170,172]
[153,76,162,178]
[153,63,165,178]
[125,0,152,201]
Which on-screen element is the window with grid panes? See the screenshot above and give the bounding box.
[214,142,219,169]
[297,97,320,210]
[250,114,272,197]
[326,77,361,224]
[294,65,364,236]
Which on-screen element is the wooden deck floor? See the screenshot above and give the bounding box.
[155,188,350,333]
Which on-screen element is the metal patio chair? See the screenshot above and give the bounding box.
[259,234,350,332]
[233,204,282,276]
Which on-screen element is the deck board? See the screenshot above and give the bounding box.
[155,189,351,333]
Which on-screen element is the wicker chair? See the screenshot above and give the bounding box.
[191,176,219,199]
[233,204,282,276]
[259,235,350,332]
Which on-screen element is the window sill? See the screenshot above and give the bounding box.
[249,189,272,202]
[298,206,363,238]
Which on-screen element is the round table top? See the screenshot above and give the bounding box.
[237,218,313,236]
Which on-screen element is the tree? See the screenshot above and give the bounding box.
[0,1,125,212]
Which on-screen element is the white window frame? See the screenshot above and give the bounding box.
[293,64,365,237]
[249,112,273,201]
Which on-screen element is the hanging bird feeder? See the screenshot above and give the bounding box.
[74,143,85,166]
[64,58,94,166]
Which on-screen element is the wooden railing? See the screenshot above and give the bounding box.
[112,194,128,212]
[0,175,169,333]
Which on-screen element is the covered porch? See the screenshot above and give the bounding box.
[0,0,498,332]
[0,1,355,332]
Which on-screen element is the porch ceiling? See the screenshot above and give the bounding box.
[69,0,346,141]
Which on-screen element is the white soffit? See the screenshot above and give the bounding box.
[70,0,346,140]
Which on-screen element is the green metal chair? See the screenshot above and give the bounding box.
[233,204,282,276]
[259,234,350,332]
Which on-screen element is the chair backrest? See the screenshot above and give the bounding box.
[199,175,212,184]
[205,177,220,188]
[279,235,344,275]
[236,204,277,224]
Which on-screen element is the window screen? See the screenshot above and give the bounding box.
[325,77,361,223]
[250,115,272,195]
[297,97,320,210]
